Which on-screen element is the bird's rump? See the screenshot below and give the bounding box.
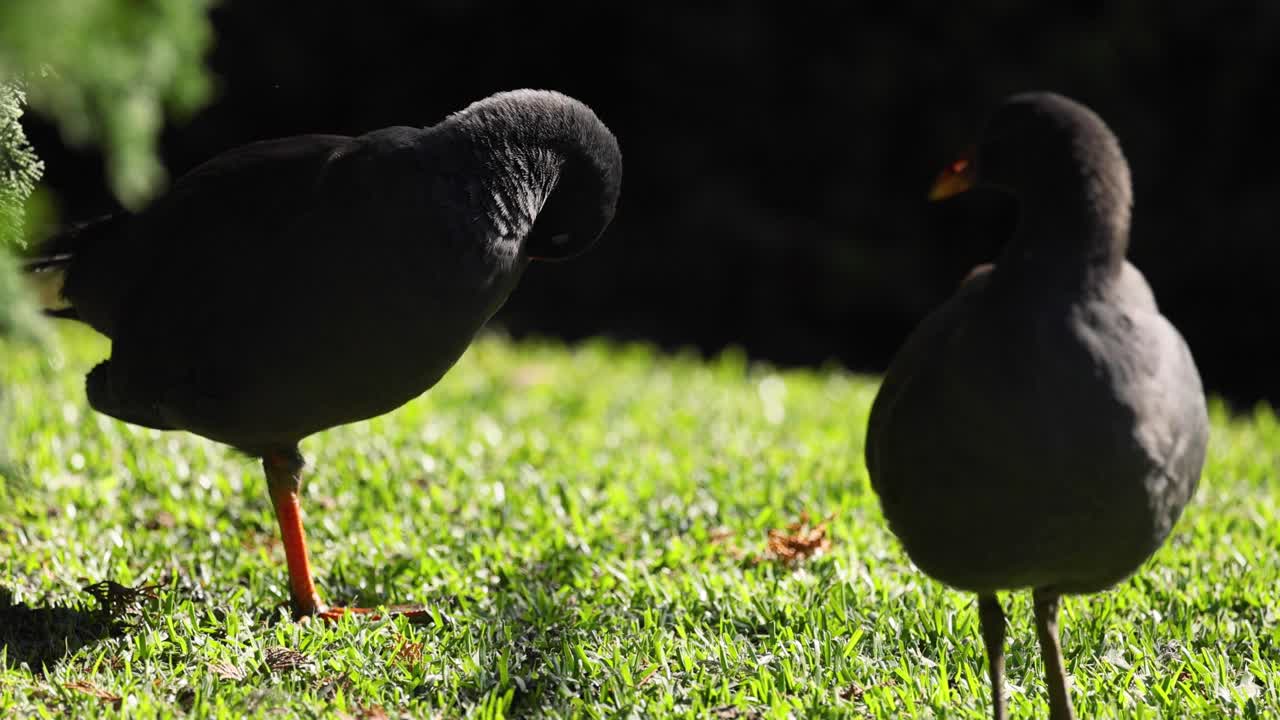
[57,134,352,338]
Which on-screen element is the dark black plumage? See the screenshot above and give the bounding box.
[33,89,622,619]
[866,92,1207,720]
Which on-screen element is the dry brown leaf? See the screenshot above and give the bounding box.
[264,646,311,671]
[209,660,246,681]
[144,511,176,530]
[840,681,865,701]
[761,511,834,565]
[317,673,355,700]
[65,680,121,704]
[240,531,279,552]
[707,527,734,545]
[393,638,425,666]
[338,706,391,720]
[710,705,759,720]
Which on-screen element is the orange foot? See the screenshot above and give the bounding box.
[311,604,433,624]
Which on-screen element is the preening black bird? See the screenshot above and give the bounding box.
[865,92,1208,720]
[28,89,622,620]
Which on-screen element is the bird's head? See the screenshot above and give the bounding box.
[448,89,622,263]
[525,116,623,262]
[928,92,1133,269]
[929,92,1130,220]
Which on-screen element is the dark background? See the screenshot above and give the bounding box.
[23,2,1280,408]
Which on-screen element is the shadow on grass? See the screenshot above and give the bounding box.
[409,530,828,715]
[405,542,601,714]
[0,582,154,672]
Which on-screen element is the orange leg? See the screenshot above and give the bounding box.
[264,449,323,616]
[263,448,429,623]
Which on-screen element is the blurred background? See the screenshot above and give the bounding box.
[10,1,1280,408]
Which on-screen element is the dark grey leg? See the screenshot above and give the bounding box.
[1033,589,1076,720]
[978,593,1007,720]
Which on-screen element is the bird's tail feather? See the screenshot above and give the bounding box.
[22,253,74,273]
[22,213,125,318]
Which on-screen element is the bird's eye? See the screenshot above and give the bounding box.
[551,233,571,245]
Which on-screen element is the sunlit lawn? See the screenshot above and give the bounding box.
[1,324,1277,718]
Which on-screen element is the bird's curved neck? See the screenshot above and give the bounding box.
[1000,186,1129,288]
[484,143,563,242]
[428,127,565,272]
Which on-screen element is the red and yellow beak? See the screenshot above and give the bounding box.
[928,146,977,201]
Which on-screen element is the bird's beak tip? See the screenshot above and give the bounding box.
[928,147,978,202]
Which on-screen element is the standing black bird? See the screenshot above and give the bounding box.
[29,89,622,620]
[865,93,1207,720]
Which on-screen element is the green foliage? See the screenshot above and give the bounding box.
[1,328,1274,718]
[0,247,45,474]
[0,0,214,209]
[1,0,214,470]
[0,81,44,250]
[0,82,45,356]
[0,249,44,344]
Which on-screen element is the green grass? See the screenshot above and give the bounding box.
[1,324,1277,719]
